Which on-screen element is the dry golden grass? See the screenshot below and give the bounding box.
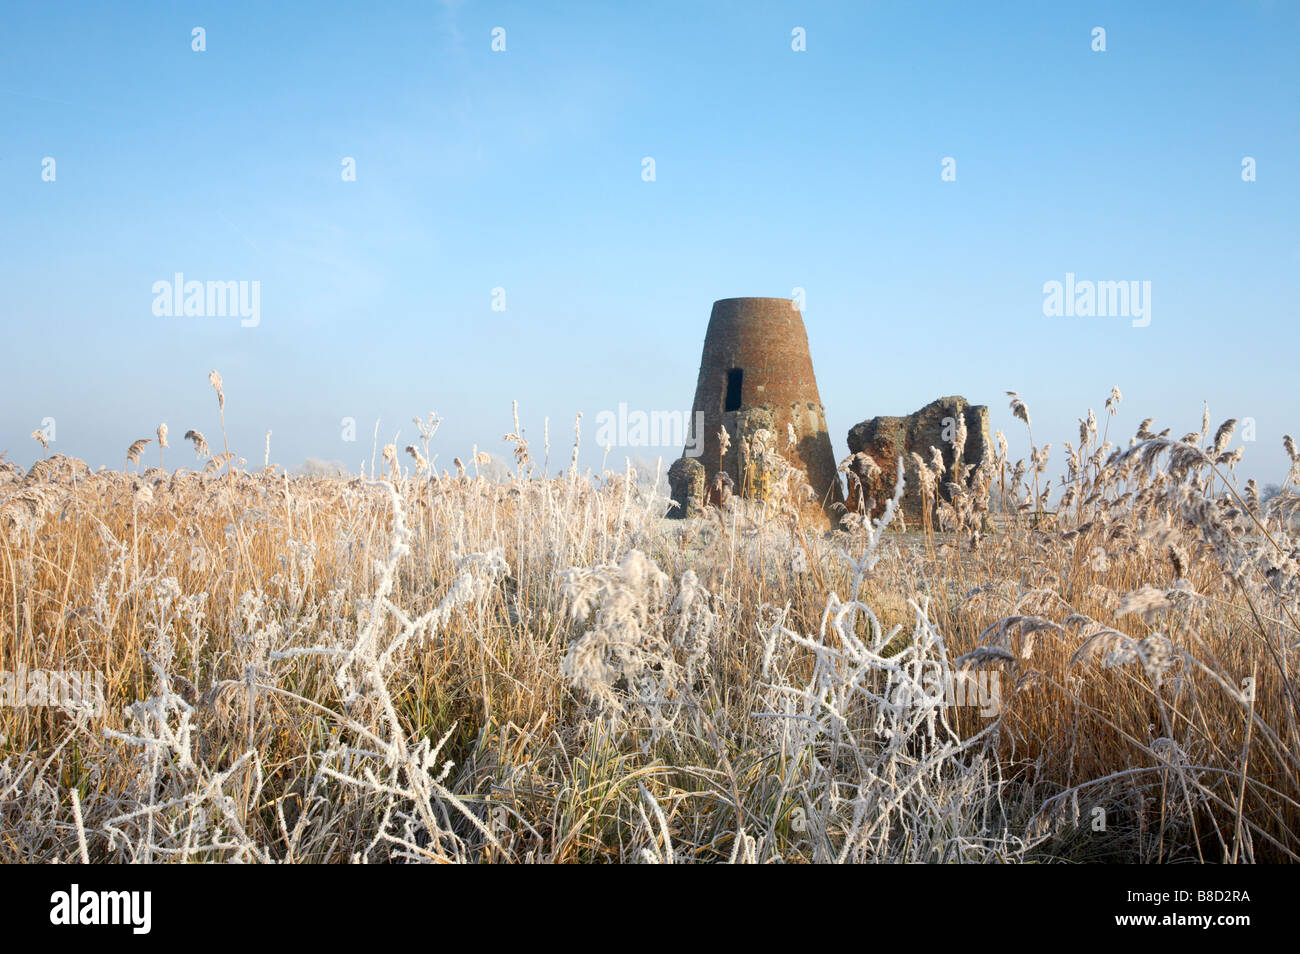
[1,381,1297,863]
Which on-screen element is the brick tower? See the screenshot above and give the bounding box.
[669,297,842,522]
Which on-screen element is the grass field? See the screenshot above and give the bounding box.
[2,377,1298,863]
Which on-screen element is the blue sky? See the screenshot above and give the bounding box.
[2,1,1297,483]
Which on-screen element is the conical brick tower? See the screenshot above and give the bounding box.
[669,297,843,522]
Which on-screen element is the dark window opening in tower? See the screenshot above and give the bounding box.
[724,368,744,412]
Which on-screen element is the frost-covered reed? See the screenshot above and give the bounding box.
[1,376,1297,862]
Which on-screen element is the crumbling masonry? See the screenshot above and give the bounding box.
[844,396,992,527]
[669,298,842,522]
[668,299,992,531]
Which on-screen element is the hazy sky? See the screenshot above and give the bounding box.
[2,1,1297,484]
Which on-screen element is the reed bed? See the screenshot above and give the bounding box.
[1,378,1297,863]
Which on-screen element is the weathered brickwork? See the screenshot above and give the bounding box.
[669,298,843,522]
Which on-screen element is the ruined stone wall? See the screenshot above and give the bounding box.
[845,396,991,527]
